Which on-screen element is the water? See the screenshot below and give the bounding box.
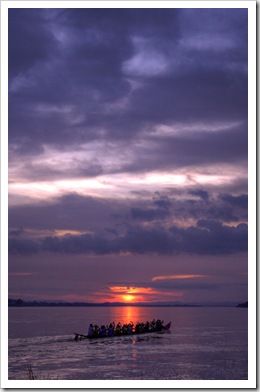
[8,306,248,380]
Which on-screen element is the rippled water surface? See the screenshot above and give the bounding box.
[8,306,248,380]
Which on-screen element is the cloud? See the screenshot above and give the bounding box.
[105,274,246,302]
[9,218,247,256]
[9,186,247,235]
[7,8,249,305]
[152,274,207,281]
[9,238,39,255]
[8,188,248,255]
[220,193,248,209]
[189,189,209,201]
[131,207,168,221]
[8,9,57,78]
[150,278,227,292]
[153,196,172,210]
[8,8,248,163]
[122,36,170,77]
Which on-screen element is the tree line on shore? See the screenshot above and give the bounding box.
[8,298,247,307]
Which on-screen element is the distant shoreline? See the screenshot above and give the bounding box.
[8,299,248,308]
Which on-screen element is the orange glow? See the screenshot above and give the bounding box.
[152,274,207,281]
[109,286,129,293]
[128,287,154,295]
[122,294,135,302]
[107,285,184,303]
[108,285,158,303]
[54,229,94,237]
[109,286,154,295]
[115,306,145,325]
[8,272,36,276]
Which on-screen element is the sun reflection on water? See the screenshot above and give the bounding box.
[119,306,144,325]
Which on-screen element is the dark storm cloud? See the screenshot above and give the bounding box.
[8,9,57,78]
[8,8,248,169]
[153,196,172,210]
[8,8,249,258]
[9,237,39,255]
[151,190,247,223]
[166,190,245,223]
[13,158,104,181]
[126,72,247,127]
[8,193,123,232]
[220,193,248,209]
[119,121,247,175]
[8,219,247,256]
[189,189,209,201]
[131,207,168,221]
[7,6,250,307]
[8,191,248,256]
[9,8,132,152]
[9,119,248,183]
[8,189,248,239]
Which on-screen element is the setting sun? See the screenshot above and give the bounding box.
[122,294,135,302]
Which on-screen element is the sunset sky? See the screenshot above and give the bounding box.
[7,5,250,304]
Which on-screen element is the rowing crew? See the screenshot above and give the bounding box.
[87,319,164,338]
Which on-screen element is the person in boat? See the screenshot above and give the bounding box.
[115,322,121,335]
[135,322,144,333]
[87,323,94,337]
[93,324,100,337]
[145,321,150,333]
[151,319,156,331]
[156,319,164,331]
[83,319,167,339]
[108,322,115,336]
[128,322,133,334]
[99,325,106,337]
[122,324,129,335]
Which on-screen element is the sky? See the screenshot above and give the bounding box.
[7,5,249,305]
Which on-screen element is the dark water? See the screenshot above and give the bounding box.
[8,306,248,380]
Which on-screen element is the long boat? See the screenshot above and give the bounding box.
[74,321,171,340]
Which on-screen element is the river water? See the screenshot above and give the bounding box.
[8,306,248,383]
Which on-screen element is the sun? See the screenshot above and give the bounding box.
[122,294,135,302]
